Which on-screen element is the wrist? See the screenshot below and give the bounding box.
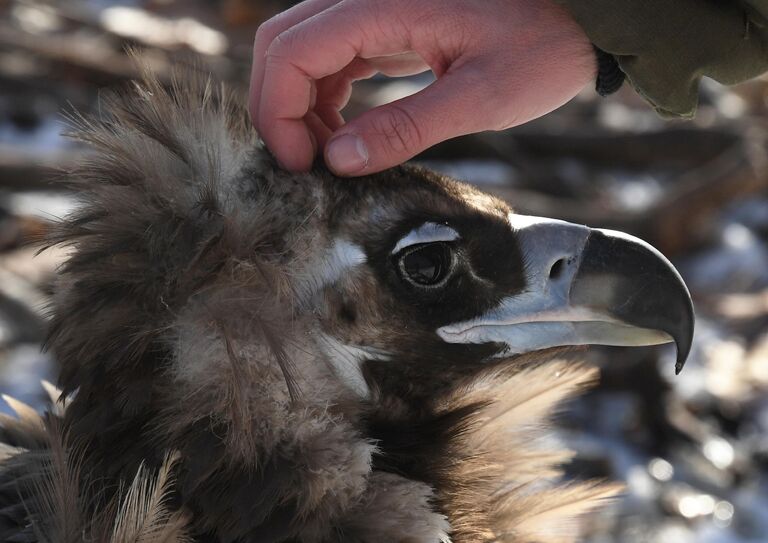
[538,0,600,84]
[546,0,624,96]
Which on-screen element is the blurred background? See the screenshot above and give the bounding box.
[0,1,767,541]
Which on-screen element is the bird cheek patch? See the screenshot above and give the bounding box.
[296,239,367,305]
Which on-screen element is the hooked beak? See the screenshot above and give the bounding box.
[437,215,694,373]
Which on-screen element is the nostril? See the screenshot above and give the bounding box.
[549,258,566,280]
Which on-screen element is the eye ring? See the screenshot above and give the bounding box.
[396,242,456,288]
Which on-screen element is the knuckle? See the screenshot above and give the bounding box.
[254,20,279,49]
[372,106,423,155]
[267,31,292,57]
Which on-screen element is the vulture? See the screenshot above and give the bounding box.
[0,68,694,543]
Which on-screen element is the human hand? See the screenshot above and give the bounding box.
[250,0,596,176]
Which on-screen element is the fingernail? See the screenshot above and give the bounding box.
[326,134,368,175]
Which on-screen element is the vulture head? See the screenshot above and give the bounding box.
[0,69,694,543]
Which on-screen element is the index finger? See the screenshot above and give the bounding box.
[249,0,342,127]
[258,0,412,171]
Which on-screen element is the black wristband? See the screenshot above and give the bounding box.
[593,46,625,96]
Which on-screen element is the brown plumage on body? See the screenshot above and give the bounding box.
[0,67,693,543]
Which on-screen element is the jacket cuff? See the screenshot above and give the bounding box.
[593,46,625,97]
[557,0,768,118]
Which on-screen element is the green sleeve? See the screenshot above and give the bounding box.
[557,0,768,117]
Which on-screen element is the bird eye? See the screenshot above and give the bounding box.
[397,243,455,287]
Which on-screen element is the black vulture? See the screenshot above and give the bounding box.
[0,68,693,543]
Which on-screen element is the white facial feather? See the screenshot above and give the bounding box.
[321,240,367,283]
[316,334,391,398]
[297,239,367,304]
[392,223,459,254]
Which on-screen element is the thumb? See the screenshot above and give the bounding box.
[324,71,488,176]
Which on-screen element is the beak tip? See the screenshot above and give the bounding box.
[675,298,696,375]
[674,309,694,375]
[674,335,692,375]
